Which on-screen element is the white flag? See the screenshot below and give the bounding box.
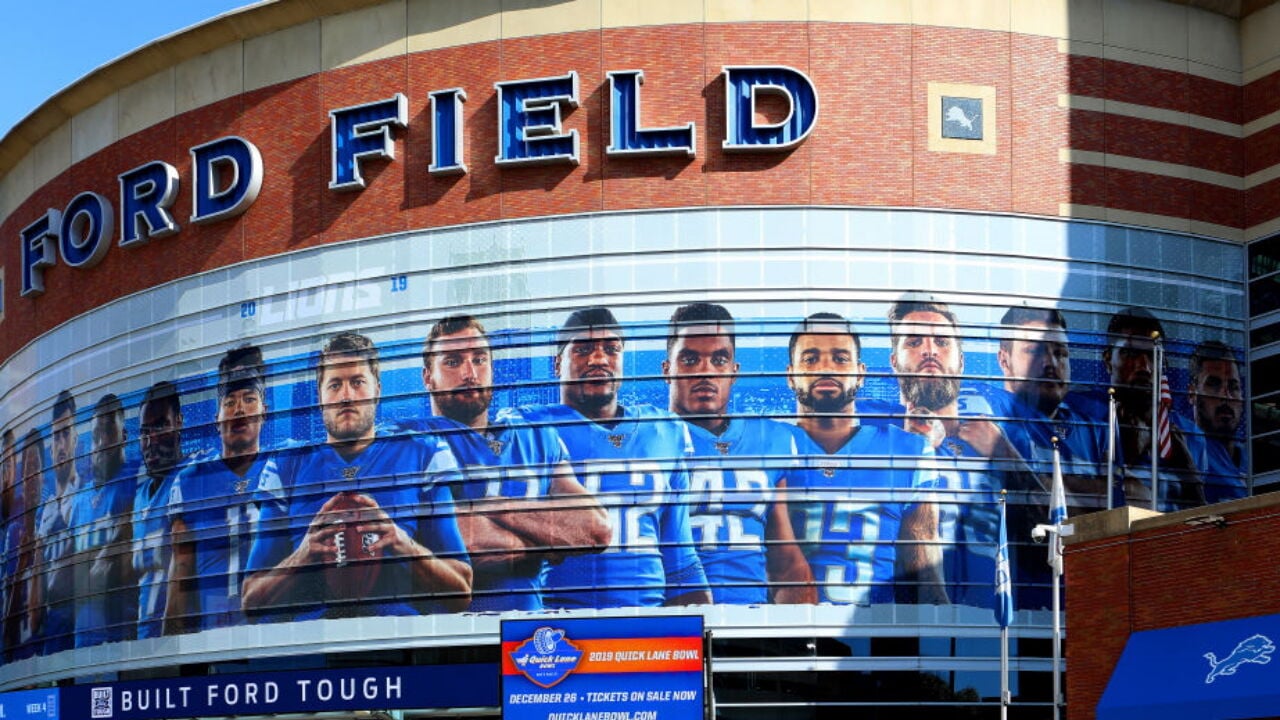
[1048,443,1067,574]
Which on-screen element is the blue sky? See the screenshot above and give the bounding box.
[0,1,257,141]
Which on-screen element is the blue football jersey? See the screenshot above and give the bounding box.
[685,416,796,605]
[169,451,276,631]
[36,474,81,655]
[517,403,709,609]
[133,465,184,640]
[985,388,1106,490]
[1196,435,1246,504]
[3,488,38,661]
[70,459,140,647]
[415,414,570,612]
[247,433,468,618]
[789,423,936,605]
[928,437,999,610]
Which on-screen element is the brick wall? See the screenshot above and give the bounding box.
[1065,498,1280,720]
[0,21,1271,362]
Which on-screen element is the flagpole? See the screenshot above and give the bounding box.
[1050,439,1064,720]
[1150,333,1162,511]
[1106,387,1116,510]
[1001,618,1009,720]
[997,491,1010,720]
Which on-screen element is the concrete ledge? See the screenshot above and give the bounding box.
[1066,491,1280,544]
[1064,505,1163,544]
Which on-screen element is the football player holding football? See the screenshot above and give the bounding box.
[242,332,471,618]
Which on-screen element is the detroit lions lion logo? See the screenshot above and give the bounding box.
[944,105,976,132]
[1204,634,1274,684]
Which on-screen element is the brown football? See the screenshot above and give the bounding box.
[322,492,383,601]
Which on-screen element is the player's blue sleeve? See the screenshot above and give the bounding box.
[415,438,470,567]
[660,463,709,600]
[548,432,571,466]
[245,457,292,575]
[419,481,470,567]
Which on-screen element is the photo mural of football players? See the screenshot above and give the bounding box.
[785,312,946,605]
[1,429,21,661]
[989,307,1107,609]
[30,391,81,654]
[885,298,1006,608]
[1187,340,1246,503]
[0,430,13,602]
[132,381,189,639]
[70,394,140,647]
[662,302,815,604]
[243,332,471,618]
[5,431,44,660]
[419,314,609,612]
[1103,308,1204,510]
[166,345,276,633]
[520,307,711,609]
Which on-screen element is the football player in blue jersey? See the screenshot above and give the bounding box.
[662,302,815,604]
[421,314,609,611]
[31,391,80,654]
[1187,340,1246,503]
[1,429,20,660]
[521,307,710,609]
[989,306,1106,608]
[886,298,1024,609]
[6,431,44,660]
[1101,308,1204,509]
[166,345,277,633]
[70,394,139,647]
[133,381,189,638]
[0,430,13,596]
[785,312,945,605]
[242,332,471,618]
[993,307,1106,487]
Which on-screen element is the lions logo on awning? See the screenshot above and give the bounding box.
[1204,633,1274,684]
[509,626,584,688]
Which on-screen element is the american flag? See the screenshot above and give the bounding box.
[1157,373,1172,460]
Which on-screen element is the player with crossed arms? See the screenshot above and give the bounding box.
[418,314,610,611]
[515,307,711,609]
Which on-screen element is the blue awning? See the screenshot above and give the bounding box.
[1098,613,1280,720]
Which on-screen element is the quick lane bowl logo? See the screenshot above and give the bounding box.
[509,626,584,688]
[1204,633,1275,684]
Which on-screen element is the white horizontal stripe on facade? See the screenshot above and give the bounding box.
[1058,92,1280,141]
[1058,148,1245,189]
[1057,93,1243,138]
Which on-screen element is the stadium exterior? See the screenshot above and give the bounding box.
[0,1,1278,718]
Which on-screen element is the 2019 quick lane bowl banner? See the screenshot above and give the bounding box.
[502,616,705,720]
[61,663,496,720]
